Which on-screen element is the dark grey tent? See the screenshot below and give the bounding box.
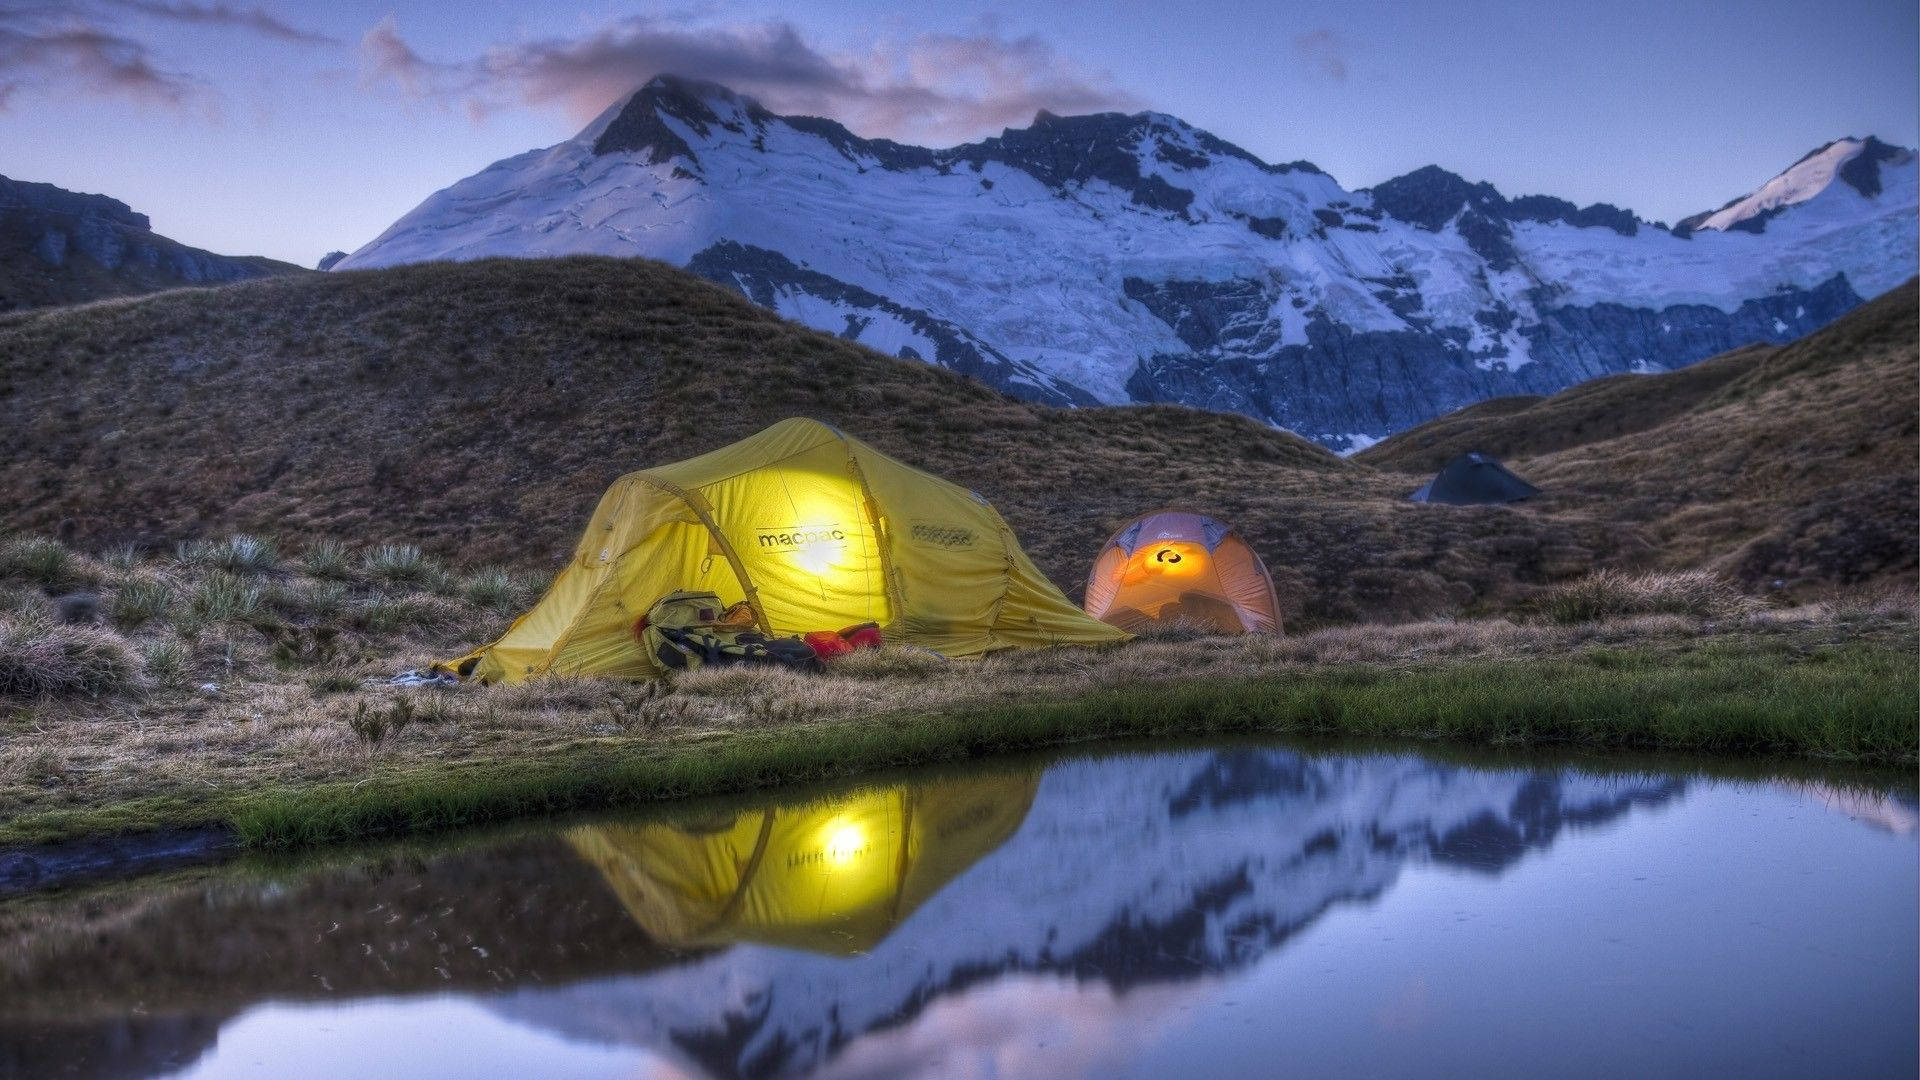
[1409,452,1540,505]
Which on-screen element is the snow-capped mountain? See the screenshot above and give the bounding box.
[337,77,1917,450]
[487,748,1681,1078]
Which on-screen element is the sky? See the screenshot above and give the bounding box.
[2,0,1914,267]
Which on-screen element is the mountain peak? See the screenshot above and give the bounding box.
[586,73,772,161]
[1678,135,1916,235]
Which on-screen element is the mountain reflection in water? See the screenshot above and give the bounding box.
[2,744,1913,1080]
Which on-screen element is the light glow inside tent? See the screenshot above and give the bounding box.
[1084,511,1283,636]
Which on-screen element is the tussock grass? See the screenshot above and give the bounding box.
[301,539,352,580]
[176,534,277,574]
[100,543,142,572]
[109,576,173,629]
[188,571,263,624]
[461,568,519,613]
[0,614,137,696]
[142,639,190,688]
[353,593,461,634]
[0,536,87,588]
[1540,570,1758,624]
[361,544,434,585]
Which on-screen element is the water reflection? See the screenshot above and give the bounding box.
[1,745,1912,1080]
[487,753,1681,1078]
[569,771,1037,955]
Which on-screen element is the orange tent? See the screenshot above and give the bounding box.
[1082,510,1281,635]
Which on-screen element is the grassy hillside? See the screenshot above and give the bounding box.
[0,257,1624,624]
[1359,280,1919,590]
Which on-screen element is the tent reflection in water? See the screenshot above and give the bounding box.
[566,771,1038,955]
[448,417,1125,683]
[1082,510,1282,635]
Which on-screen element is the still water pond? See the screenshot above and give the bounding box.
[3,743,1915,1079]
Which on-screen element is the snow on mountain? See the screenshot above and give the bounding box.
[1679,137,1915,234]
[485,748,1681,1079]
[336,76,1917,450]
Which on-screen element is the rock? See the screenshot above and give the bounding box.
[51,592,99,625]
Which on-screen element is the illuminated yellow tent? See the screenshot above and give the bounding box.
[449,418,1126,683]
[566,771,1038,954]
[1082,510,1282,635]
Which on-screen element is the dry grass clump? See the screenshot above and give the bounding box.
[0,536,89,588]
[826,645,951,680]
[1540,570,1757,625]
[0,613,136,696]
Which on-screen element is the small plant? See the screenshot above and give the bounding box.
[0,614,137,696]
[302,538,353,579]
[142,639,191,688]
[110,577,174,629]
[462,567,518,612]
[188,571,264,624]
[271,624,342,668]
[0,536,82,587]
[347,701,387,746]
[361,543,435,585]
[177,534,278,573]
[347,697,417,746]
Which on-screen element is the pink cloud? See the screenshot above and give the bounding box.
[356,14,1139,145]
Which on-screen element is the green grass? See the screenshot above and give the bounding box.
[220,640,1915,850]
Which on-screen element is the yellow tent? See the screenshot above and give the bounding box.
[449,418,1126,683]
[566,771,1038,954]
[1082,509,1282,635]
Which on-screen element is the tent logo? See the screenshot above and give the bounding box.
[909,521,976,549]
[756,526,848,550]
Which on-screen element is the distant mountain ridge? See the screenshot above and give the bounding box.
[336,76,1917,449]
[0,174,302,312]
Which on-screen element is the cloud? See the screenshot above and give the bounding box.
[0,0,335,111]
[357,14,1139,145]
[105,0,338,46]
[0,17,196,107]
[358,12,453,98]
[1294,29,1347,81]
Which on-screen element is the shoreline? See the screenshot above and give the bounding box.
[3,632,1913,860]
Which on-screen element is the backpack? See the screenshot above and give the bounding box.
[638,591,822,674]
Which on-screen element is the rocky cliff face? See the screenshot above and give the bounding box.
[0,175,300,311]
[337,77,1917,450]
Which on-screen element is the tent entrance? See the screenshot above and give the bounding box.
[1103,540,1246,633]
[703,459,894,636]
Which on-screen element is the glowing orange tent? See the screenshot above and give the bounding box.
[1082,510,1281,635]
